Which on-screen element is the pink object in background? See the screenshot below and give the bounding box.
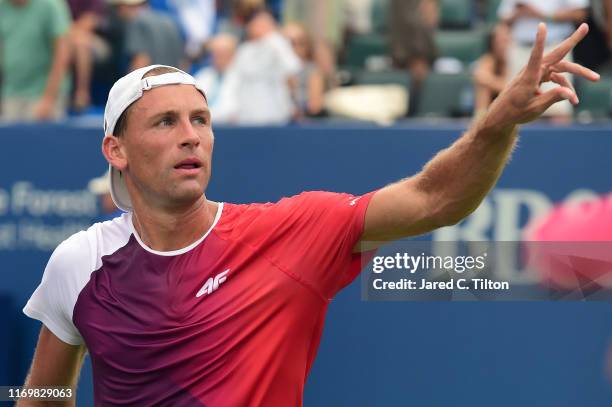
[523,194,612,290]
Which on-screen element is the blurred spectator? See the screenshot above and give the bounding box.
[344,0,375,35]
[597,0,612,52]
[233,0,265,22]
[66,0,109,111]
[88,170,121,221]
[113,0,186,72]
[574,0,612,71]
[283,22,325,118]
[214,9,301,125]
[216,0,265,39]
[498,0,588,121]
[473,24,511,116]
[0,0,71,122]
[389,0,439,116]
[283,0,344,88]
[169,0,216,60]
[194,34,238,113]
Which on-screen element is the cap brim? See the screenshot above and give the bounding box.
[110,166,132,212]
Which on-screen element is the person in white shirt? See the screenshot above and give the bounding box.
[194,34,238,114]
[213,9,301,125]
[498,0,588,120]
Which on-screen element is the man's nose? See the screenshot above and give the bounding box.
[178,118,200,147]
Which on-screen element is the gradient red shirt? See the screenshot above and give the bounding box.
[24,191,374,406]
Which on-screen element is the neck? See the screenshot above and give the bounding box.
[131,196,218,252]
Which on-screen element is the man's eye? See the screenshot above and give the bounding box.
[158,117,174,126]
[193,116,208,125]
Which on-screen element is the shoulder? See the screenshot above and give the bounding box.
[218,191,362,230]
[49,213,132,276]
[147,9,175,27]
[47,229,93,278]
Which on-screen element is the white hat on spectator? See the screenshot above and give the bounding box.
[88,170,111,195]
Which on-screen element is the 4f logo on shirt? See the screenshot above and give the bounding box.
[196,269,230,298]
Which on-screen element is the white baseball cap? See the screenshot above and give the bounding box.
[103,64,207,212]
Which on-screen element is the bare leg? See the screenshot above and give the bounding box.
[407,58,431,116]
[70,27,93,111]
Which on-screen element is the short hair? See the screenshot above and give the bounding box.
[114,66,182,137]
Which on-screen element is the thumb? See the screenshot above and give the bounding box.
[528,86,574,114]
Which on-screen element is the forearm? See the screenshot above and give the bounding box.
[359,24,596,244]
[15,394,76,406]
[551,8,588,23]
[16,327,84,407]
[15,374,76,407]
[414,117,518,225]
[43,36,70,101]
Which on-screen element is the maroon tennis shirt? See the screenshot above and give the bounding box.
[24,191,374,406]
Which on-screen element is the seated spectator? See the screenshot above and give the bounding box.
[113,0,186,72]
[283,22,325,118]
[216,0,265,39]
[473,23,511,116]
[214,9,301,125]
[574,0,612,71]
[66,0,109,111]
[194,33,238,112]
[169,0,216,60]
[0,0,71,122]
[389,0,439,116]
[498,0,588,121]
[283,0,343,88]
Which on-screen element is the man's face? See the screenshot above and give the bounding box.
[118,84,213,211]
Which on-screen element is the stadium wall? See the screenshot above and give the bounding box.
[0,123,610,406]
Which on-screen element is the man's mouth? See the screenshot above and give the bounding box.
[174,158,203,174]
[174,158,203,170]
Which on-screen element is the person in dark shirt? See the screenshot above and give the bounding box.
[113,0,186,72]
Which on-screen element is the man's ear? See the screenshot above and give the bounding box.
[102,135,128,171]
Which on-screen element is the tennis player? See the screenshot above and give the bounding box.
[19,23,598,406]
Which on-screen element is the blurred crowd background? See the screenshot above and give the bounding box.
[1,2,612,403]
[1,0,611,126]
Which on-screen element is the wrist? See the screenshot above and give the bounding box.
[473,101,518,140]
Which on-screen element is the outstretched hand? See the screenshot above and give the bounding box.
[484,23,600,130]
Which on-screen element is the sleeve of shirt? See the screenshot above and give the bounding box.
[48,0,71,38]
[212,58,241,122]
[238,191,376,300]
[125,19,148,57]
[272,33,302,76]
[23,232,91,345]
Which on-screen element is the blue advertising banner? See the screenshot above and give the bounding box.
[0,123,610,406]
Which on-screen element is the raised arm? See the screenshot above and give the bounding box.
[357,23,599,247]
[16,326,86,407]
